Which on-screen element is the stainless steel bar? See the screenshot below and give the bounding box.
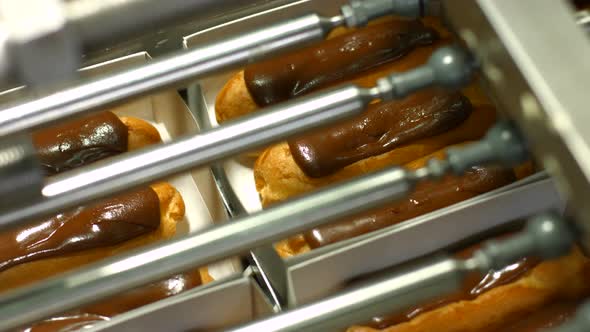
[66,0,265,50]
[0,13,341,136]
[228,256,467,332]
[0,164,415,331]
[0,85,374,230]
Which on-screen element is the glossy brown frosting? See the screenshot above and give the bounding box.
[305,166,515,248]
[32,112,128,175]
[0,187,160,273]
[289,90,472,177]
[244,19,439,106]
[22,270,202,332]
[368,243,540,329]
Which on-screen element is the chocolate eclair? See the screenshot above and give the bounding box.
[244,19,438,107]
[347,246,590,332]
[0,182,184,292]
[32,111,161,175]
[22,270,202,332]
[0,187,160,273]
[289,90,472,178]
[368,239,539,329]
[304,166,515,248]
[254,88,497,207]
[216,17,443,123]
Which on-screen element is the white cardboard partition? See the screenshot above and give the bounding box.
[88,273,274,332]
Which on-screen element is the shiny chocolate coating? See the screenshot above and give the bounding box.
[32,112,128,175]
[369,242,540,329]
[22,270,202,332]
[305,166,516,248]
[0,187,160,273]
[289,90,472,177]
[244,19,439,106]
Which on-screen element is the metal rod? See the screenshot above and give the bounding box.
[228,256,468,332]
[0,13,341,137]
[66,0,263,51]
[0,165,415,331]
[0,85,374,230]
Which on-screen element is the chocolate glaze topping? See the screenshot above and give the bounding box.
[22,270,202,332]
[305,166,516,248]
[244,19,439,106]
[289,90,472,177]
[32,112,128,175]
[368,242,540,329]
[0,187,160,273]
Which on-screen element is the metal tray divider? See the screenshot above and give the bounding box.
[188,82,288,312]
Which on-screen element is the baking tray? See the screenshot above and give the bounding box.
[0,53,245,327]
[185,0,565,310]
[87,269,274,332]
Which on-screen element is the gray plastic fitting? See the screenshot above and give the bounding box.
[377,46,475,101]
[473,212,575,272]
[445,121,528,175]
[341,0,427,27]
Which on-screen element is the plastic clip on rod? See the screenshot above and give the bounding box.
[421,121,529,177]
[375,45,476,101]
[469,212,575,272]
[341,0,431,27]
